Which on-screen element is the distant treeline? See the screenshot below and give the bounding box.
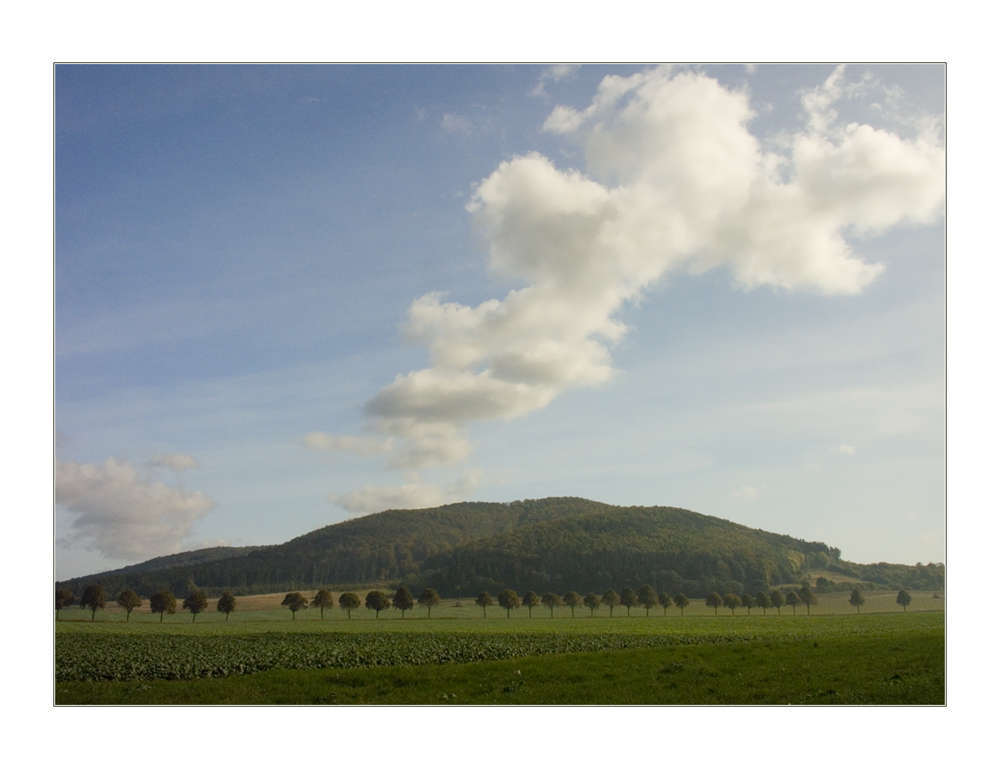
[55,497,943,600]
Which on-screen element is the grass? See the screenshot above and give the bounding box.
[63,589,944,624]
[55,612,943,704]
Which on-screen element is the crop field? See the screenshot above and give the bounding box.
[55,609,944,704]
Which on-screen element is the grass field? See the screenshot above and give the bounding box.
[63,588,944,623]
[55,604,944,704]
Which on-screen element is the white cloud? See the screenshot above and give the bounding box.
[55,457,216,561]
[733,485,763,500]
[302,431,393,456]
[323,65,944,508]
[441,113,473,135]
[330,470,483,514]
[530,64,580,97]
[833,444,856,455]
[148,452,199,472]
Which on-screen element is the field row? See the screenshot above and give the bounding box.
[55,613,942,682]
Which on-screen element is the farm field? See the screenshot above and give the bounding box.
[55,608,944,704]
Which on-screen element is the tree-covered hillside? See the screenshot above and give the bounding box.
[55,497,940,599]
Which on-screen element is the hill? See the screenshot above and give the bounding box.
[55,497,942,599]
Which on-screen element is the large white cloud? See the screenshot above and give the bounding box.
[56,457,216,561]
[311,65,944,512]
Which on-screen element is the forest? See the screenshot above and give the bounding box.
[55,497,944,600]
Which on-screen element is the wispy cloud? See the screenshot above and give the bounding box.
[832,444,856,455]
[441,113,473,135]
[55,457,216,560]
[312,65,944,514]
[733,485,764,500]
[530,64,580,97]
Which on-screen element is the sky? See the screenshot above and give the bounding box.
[54,63,946,581]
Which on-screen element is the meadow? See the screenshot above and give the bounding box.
[55,591,944,704]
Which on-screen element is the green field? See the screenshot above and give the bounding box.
[56,605,944,704]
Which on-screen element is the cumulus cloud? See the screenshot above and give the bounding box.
[314,65,943,510]
[55,457,216,561]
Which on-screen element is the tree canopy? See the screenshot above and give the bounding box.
[281,592,308,619]
[365,590,391,619]
[392,586,415,618]
[769,589,785,615]
[619,587,639,617]
[563,591,583,617]
[311,588,334,619]
[584,592,601,617]
[849,589,865,613]
[217,591,237,620]
[339,591,361,618]
[658,591,672,615]
[522,590,540,617]
[475,591,495,618]
[637,584,658,616]
[674,593,690,616]
[116,589,142,621]
[150,590,176,622]
[798,586,817,615]
[183,590,209,621]
[785,590,800,614]
[541,592,562,617]
[55,588,75,619]
[80,584,106,621]
[417,587,440,618]
[705,592,723,615]
[602,589,620,617]
[723,593,741,615]
[741,593,754,615]
[754,591,771,615]
[498,589,521,618]
[896,590,912,612]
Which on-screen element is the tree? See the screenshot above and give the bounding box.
[674,593,690,616]
[541,592,562,618]
[311,588,334,619]
[393,586,415,618]
[281,592,308,620]
[522,590,540,618]
[723,593,741,616]
[475,591,495,618]
[217,591,237,620]
[602,589,620,617]
[584,592,601,617]
[117,590,142,622]
[705,592,723,616]
[849,588,865,614]
[418,587,440,618]
[798,586,817,615]
[754,591,771,615]
[498,589,521,618]
[80,584,106,621]
[563,591,583,617]
[658,592,672,616]
[55,588,75,620]
[365,590,390,619]
[184,590,208,622]
[339,591,360,619]
[769,590,785,615]
[638,585,659,617]
[150,590,176,622]
[741,593,754,616]
[620,587,639,617]
[785,590,800,614]
[896,590,912,612]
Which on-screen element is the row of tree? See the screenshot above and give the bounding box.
[55,583,918,622]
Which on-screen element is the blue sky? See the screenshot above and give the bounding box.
[55,64,945,580]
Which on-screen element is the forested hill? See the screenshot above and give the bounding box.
[55,497,941,599]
